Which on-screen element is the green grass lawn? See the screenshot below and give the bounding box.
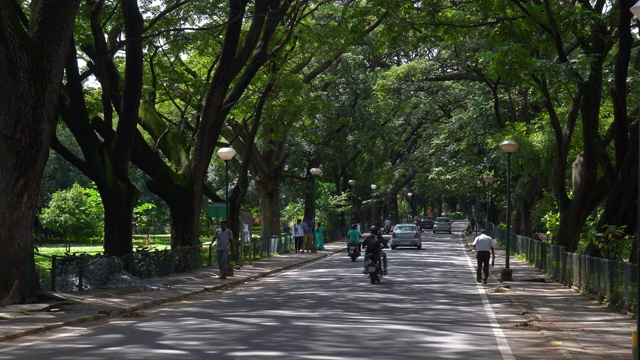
[34,235,211,271]
[33,233,290,277]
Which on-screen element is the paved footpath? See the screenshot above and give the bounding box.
[0,233,637,359]
[461,228,636,360]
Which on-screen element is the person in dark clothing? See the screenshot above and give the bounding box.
[362,226,388,274]
[470,217,477,231]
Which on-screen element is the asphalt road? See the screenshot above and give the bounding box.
[0,223,518,360]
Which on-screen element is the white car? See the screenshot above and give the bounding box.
[433,217,452,234]
[390,224,422,250]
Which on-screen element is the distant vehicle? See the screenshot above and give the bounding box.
[433,217,452,234]
[416,217,434,231]
[390,224,422,250]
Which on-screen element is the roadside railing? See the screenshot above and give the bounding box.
[242,234,293,261]
[485,223,638,311]
[34,245,204,293]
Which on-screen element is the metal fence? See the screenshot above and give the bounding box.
[238,234,294,261]
[485,223,637,311]
[34,245,204,293]
[35,226,347,293]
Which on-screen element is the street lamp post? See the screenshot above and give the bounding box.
[147,204,153,244]
[370,184,377,227]
[407,192,413,223]
[310,168,322,223]
[475,195,479,237]
[310,168,322,249]
[217,147,236,259]
[483,175,495,230]
[499,140,519,282]
[349,179,356,224]
[626,4,640,358]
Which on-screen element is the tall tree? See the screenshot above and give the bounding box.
[131,0,296,247]
[228,2,389,237]
[55,0,144,257]
[0,0,81,303]
[394,0,637,252]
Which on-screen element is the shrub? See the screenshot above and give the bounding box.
[39,183,104,249]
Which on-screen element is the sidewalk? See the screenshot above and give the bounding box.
[461,227,636,359]
[0,242,345,342]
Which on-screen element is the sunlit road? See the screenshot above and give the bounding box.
[0,222,514,359]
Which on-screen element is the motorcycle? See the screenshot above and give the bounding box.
[347,243,360,262]
[364,253,384,284]
[382,224,392,235]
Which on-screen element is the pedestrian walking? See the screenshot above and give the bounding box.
[293,219,304,253]
[302,218,314,252]
[212,220,233,279]
[470,217,477,231]
[472,229,495,284]
[315,222,325,251]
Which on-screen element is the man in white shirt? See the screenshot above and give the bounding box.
[472,229,495,284]
[293,219,304,253]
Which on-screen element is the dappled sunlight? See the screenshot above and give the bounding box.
[1,222,615,359]
[0,223,508,359]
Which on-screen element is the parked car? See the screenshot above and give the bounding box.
[417,217,434,231]
[433,217,452,234]
[390,224,422,250]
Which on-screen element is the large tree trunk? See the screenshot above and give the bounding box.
[596,4,638,241]
[541,19,610,252]
[130,0,291,248]
[304,177,316,224]
[257,179,282,237]
[99,178,139,256]
[101,0,144,257]
[148,179,201,248]
[446,196,457,215]
[514,199,533,238]
[514,174,544,238]
[54,1,144,257]
[556,65,603,251]
[168,193,202,248]
[389,195,399,223]
[597,158,637,230]
[0,0,80,303]
[229,178,247,255]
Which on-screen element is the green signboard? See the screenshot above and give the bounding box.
[207,202,228,218]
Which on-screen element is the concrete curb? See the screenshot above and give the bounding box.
[0,313,108,342]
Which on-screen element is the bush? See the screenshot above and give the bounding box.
[39,183,104,248]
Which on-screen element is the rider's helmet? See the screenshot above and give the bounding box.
[370,225,379,234]
[351,224,358,229]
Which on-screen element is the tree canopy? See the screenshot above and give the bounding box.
[4,0,640,304]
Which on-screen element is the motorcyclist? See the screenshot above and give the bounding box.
[383,217,392,234]
[362,226,388,275]
[347,224,362,253]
